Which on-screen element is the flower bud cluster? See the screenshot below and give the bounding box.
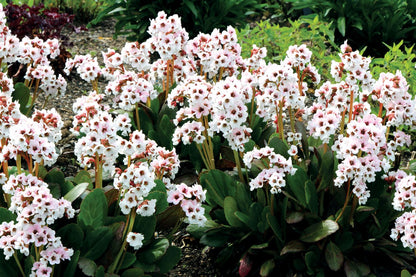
[244,146,297,194]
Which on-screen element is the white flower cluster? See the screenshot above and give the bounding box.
[65,54,101,82]
[167,183,207,226]
[113,163,157,215]
[0,173,74,274]
[244,146,297,194]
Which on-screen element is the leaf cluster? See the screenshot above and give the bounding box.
[285,0,416,57]
[89,0,267,42]
[237,16,338,80]
[188,132,415,276]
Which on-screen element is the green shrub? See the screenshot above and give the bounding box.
[237,16,338,81]
[372,41,416,96]
[89,0,266,42]
[286,0,416,57]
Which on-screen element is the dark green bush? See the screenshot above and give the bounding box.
[89,0,266,42]
[286,0,416,57]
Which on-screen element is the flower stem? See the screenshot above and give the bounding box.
[16,154,22,174]
[109,211,136,274]
[233,150,244,183]
[13,253,25,277]
[335,179,351,222]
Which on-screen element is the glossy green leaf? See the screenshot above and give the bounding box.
[224,196,244,227]
[286,166,308,207]
[146,191,168,214]
[133,215,156,244]
[325,241,344,271]
[286,211,304,224]
[12,82,30,114]
[300,219,339,242]
[64,182,89,202]
[139,238,170,264]
[95,266,105,277]
[157,246,181,273]
[268,134,290,159]
[305,250,319,275]
[57,223,84,250]
[401,269,412,277]
[200,169,236,207]
[74,170,93,188]
[78,189,108,230]
[337,16,346,36]
[82,226,114,260]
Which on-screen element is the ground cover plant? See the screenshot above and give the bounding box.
[1,5,416,277]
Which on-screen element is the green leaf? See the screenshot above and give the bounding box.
[44,168,65,198]
[74,170,93,188]
[82,226,114,260]
[200,227,231,247]
[300,219,339,242]
[266,213,283,243]
[268,134,290,159]
[78,257,97,277]
[200,169,236,207]
[146,191,168,214]
[95,266,105,277]
[24,255,34,276]
[119,252,137,270]
[63,250,80,276]
[64,182,89,202]
[286,166,308,207]
[157,246,181,273]
[0,207,16,222]
[12,82,30,114]
[139,238,170,264]
[305,180,318,215]
[57,223,84,250]
[344,259,370,277]
[133,215,156,244]
[401,269,412,277]
[280,240,306,255]
[325,241,344,271]
[260,259,275,277]
[305,250,319,275]
[121,268,145,277]
[286,211,304,224]
[78,189,108,230]
[224,196,244,227]
[337,16,346,36]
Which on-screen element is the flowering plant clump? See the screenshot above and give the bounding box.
[2,7,416,277]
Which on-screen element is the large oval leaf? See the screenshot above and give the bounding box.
[325,241,344,271]
[300,219,339,243]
